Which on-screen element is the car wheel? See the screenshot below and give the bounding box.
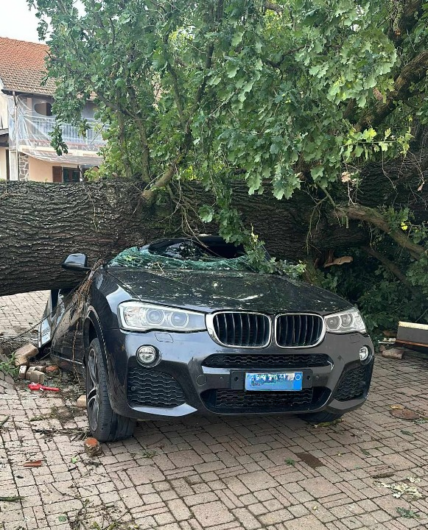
[86,338,136,442]
[299,411,343,424]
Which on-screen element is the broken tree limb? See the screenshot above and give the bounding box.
[337,205,425,260]
[362,245,421,296]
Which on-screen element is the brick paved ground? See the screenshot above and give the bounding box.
[0,292,49,340]
[1,294,428,530]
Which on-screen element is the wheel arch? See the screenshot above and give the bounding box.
[83,309,108,368]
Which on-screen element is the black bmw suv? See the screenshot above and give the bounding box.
[39,236,374,441]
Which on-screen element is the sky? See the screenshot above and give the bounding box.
[0,0,43,43]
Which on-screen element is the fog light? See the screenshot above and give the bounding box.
[359,346,369,362]
[137,345,158,365]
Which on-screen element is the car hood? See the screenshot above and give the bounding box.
[107,268,352,315]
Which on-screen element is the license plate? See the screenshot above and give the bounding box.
[245,372,303,392]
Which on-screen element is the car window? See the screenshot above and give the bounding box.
[108,239,254,272]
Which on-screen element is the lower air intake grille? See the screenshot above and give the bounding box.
[127,367,186,407]
[334,362,373,401]
[276,314,324,347]
[202,354,331,369]
[211,312,270,347]
[201,388,327,413]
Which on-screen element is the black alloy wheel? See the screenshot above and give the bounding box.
[85,338,136,442]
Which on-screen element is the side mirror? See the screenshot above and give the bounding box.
[62,253,91,272]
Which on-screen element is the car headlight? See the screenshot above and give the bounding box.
[118,302,206,332]
[324,308,366,334]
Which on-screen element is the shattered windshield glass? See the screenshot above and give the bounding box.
[109,239,254,272]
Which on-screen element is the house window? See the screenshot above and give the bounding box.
[63,168,80,183]
[52,166,80,183]
[34,102,53,116]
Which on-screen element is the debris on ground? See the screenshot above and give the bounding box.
[0,496,23,502]
[84,437,102,457]
[312,418,343,428]
[396,507,420,519]
[23,460,43,468]
[295,452,324,469]
[28,365,47,373]
[28,383,60,392]
[34,427,89,441]
[371,470,395,479]
[381,347,404,360]
[76,395,87,408]
[375,477,423,500]
[390,408,420,420]
[18,365,27,379]
[0,416,9,429]
[26,370,45,384]
[45,365,59,374]
[13,343,38,366]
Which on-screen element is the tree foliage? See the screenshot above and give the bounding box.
[30,1,426,196]
[28,0,428,329]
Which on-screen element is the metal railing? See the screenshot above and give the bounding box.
[20,114,106,149]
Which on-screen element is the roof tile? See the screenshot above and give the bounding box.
[0,37,56,96]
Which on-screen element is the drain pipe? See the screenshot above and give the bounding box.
[12,91,19,180]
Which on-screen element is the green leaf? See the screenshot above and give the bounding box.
[232,31,244,47]
[226,62,239,78]
[199,205,214,223]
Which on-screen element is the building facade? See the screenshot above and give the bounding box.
[0,37,104,182]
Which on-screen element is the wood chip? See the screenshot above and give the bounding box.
[23,460,43,468]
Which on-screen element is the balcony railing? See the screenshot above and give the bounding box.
[18,114,106,151]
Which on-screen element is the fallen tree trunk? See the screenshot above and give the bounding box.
[0,180,369,296]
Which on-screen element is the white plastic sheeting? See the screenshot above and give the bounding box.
[8,96,105,160]
[20,147,103,165]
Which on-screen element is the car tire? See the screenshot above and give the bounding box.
[300,411,343,424]
[86,338,136,442]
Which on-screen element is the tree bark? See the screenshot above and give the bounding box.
[0,181,162,296]
[0,180,369,296]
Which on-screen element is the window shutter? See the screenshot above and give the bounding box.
[52,166,62,183]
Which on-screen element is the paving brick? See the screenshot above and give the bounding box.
[284,515,328,529]
[168,498,192,521]
[2,292,428,530]
[191,501,235,527]
[236,470,279,492]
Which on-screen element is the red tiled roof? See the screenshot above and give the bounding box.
[0,37,56,96]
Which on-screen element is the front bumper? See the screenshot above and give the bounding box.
[102,328,374,420]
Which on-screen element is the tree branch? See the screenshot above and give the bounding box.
[387,0,423,47]
[265,2,283,13]
[142,153,185,201]
[127,85,151,183]
[337,205,425,260]
[362,245,420,296]
[357,50,428,131]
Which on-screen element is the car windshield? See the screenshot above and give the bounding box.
[108,238,255,272]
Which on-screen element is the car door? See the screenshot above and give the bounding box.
[51,288,86,366]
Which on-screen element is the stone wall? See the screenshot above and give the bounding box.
[18,153,29,181]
